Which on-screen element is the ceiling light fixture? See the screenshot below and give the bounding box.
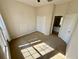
[48,0,53,2]
[37,0,40,2]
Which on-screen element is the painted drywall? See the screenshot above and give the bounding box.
[36,4,54,35]
[0,0,36,39]
[54,3,68,16]
[66,22,78,59]
[58,0,77,43]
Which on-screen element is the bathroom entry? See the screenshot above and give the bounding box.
[52,16,63,35]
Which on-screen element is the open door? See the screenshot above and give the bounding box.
[58,14,77,43]
[52,16,63,36]
[0,14,11,59]
[0,27,8,59]
[0,46,7,59]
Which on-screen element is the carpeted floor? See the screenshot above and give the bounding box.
[9,31,66,59]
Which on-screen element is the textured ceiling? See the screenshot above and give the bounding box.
[16,0,71,7]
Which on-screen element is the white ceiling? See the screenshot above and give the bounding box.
[16,0,71,7]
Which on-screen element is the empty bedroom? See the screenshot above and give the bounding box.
[0,0,78,59]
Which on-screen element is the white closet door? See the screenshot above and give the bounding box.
[37,16,46,34]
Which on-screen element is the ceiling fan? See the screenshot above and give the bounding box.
[37,0,40,2]
[37,0,53,3]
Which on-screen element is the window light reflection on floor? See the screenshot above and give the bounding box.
[20,40,55,59]
[21,47,40,59]
[30,40,41,44]
[18,40,41,48]
[18,43,30,48]
[34,42,54,55]
[50,53,65,59]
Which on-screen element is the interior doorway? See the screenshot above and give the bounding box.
[52,16,63,35]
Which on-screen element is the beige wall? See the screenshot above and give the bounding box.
[54,3,68,16]
[54,0,77,16]
[36,4,54,35]
[66,22,78,59]
[0,0,77,41]
[0,0,36,39]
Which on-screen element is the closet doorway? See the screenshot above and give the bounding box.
[52,16,63,36]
